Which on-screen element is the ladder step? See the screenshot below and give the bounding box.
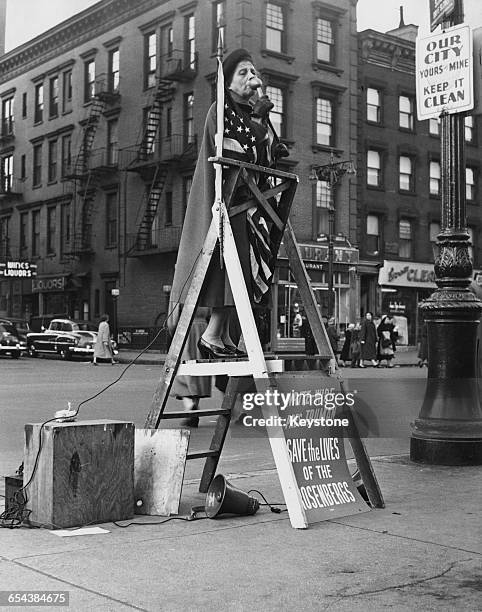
[159,409,230,420]
[187,449,220,460]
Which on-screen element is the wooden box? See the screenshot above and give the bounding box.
[24,419,134,529]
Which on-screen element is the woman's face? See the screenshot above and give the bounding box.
[228,60,261,99]
[366,313,372,321]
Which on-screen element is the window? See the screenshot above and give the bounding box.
[465,115,474,143]
[34,83,44,123]
[367,150,381,187]
[212,1,226,53]
[49,76,59,117]
[48,140,57,183]
[143,107,158,156]
[108,48,120,92]
[107,119,119,165]
[399,156,413,191]
[429,222,440,244]
[429,117,440,136]
[366,88,381,123]
[429,160,441,196]
[20,212,28,256]
[266,86,284,138]
[398,219,412,258]
[316,17,334,63]
[185,14,196,70]
[1,97,14,135]
[20,154,26,180]
[84,59,96,102]
[61,134,72,177]
[1,155,13,192]
[165,191,173,226]
[145,32,157,89]
[266,3,285,53]
[105,192,117,247]
[166,107,172,138]
[161,24,173,58]
[0,216,9,258]
[366,215,380,255]
[315,180,331,236]
[47,207,56,254]
[22,92,27,118]
[184,93,194,145]
[33,144,42,186]
[399,95,414,130]
[466,167,475,201]
[31,210,40,257]
[316,97,333,146]
[62,69,72,113]
[60,203,71,257]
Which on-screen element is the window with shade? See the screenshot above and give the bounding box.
[185,14,196,70]
[465,115,474,143]
[316,97,333,146]
[366,215,380,255]
[108,48,120,92]
[315,180,331,237]
[34,83,44,123]
[398,219,412,258]
[60,203,71,257]
[62,69,72,113]
[1,97,14,135]
[466,167,475,201]
[49,76,59,118]
[367,150,381,187]
[33,144,42,186]
[399,156,413,191]
[399,95,414,130]
[84,59,95,102]
[1,155,13,192]
[144,33,157,89]
[429,160,441,196]
[61,134,71,177]
[31,210,40,257]
[266,85,284,138]
[47,207,56,255]
[266,3,285,53]
[48,140,57,183]
[316,17,334,63]
[107,119,119,165]
[366,88,381,123]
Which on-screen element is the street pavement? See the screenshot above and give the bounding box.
[1,351,480,611]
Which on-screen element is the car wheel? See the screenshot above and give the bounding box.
[28,345,37,357]
[59,348,71,360]
[11,351,20,359]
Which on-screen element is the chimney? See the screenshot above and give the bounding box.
[399,6,406,28]
[0,0,6,55]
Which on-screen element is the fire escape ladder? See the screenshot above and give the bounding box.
[135,166,169,251]
[72,95,106,176]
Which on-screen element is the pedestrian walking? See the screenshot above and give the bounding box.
[377,314,398,368]
[350,322,362,367]
[92,314,116,365]
[339,323,354,367]
[326,317,340,364]
[359,312,378,367]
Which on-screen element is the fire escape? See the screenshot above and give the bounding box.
[126,49,198,256]
[64,75,121,257]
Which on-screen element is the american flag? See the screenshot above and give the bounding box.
[223,97,257,163]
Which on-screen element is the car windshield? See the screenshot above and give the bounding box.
[75,323,97,332]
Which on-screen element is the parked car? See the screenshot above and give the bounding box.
[0,322,22,359]
[26,318,98,360]
[0,317,31,353]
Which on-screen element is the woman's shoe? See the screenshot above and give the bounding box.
[223,344,247,357]
[198,337,232,359]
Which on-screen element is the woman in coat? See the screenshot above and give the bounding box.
[359,312,378,367]
[339,323,354,366]
[376,315,398,368]
[169,48,281,359]
[93,314,115,365]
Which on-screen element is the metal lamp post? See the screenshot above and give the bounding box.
[411,0,482,465]
[310,150,356,319]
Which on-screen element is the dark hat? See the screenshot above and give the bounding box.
[223,48,252,86]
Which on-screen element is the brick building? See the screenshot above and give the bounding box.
[357,17,481,344]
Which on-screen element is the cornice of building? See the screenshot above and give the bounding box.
[0,0,168,85]
[358,29,415,74]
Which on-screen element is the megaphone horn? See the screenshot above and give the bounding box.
[205,474,260,519]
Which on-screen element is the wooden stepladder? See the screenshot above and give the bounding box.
[144,157,383,528]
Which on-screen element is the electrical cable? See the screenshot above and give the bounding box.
[248,489,288,514]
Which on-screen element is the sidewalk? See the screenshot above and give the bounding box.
[1,451,480,611]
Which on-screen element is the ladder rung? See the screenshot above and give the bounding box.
[159,409,230,420]
[187,450,220,460]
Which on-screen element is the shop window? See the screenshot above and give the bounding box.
[265,2,285,54]
[84,59,96,102]
[49,76,59,118]
[47,207,56,255]
[48,139,58,183]
[184,14,196,71]
[34,83,44,123]
[316,97,333,146]
[429,117,440,136]
[465,115,474,143]
[399,156,413,191]
[429,160,441,196]
[398,219,412,258]
[399,95,414,130]
[266,85,285,138]
[315,180,331,237]
[108,48,120,93]
[31,210,40,257]
[105,192,118,247]
[366,215,380,255]
[1,97,14,136]
[466,167,475,201]
[212,0,226,53]
[367,150,381,187]
[316,16,334,63]
[366,88,381,123]
[62,69,72,113]
[144,32,157,89]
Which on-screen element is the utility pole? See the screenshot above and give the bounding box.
[310,150,355,319]
[411,0,482,465]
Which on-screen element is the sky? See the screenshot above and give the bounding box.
[4,0,482,52]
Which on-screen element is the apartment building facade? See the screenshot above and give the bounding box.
[357,20,481,344]
[0,0,358,344]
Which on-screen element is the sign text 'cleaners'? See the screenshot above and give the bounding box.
[416,24,473,120]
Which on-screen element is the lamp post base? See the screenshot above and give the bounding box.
[410,436,482,465]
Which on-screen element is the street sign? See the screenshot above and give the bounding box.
[0,260,37,278]
[416,24,473,120]
[429,0,456,32]
[111,288,120,296]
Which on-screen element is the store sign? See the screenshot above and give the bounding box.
[378,261,437,289]
[297,244,359,265]
[429,0,456,32]
[416,24,473,120]
[32,275,67,293]
[0,261,37,278]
